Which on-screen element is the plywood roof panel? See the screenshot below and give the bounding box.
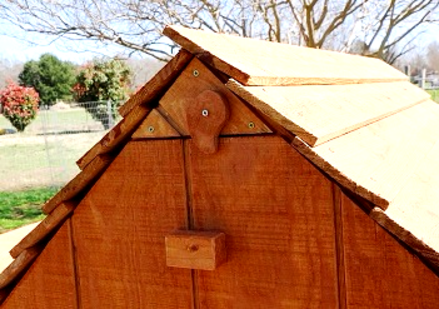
[227,80,428,146]
[164,25,407,86]
[293,100,439,209]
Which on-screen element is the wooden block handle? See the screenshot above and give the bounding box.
[165,230,226,270]
[186,90,229,154]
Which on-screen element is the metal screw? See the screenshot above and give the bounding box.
[248,122,255,129]
[202,109,209,117]
[148,126,155,133]
[193,69,200,77]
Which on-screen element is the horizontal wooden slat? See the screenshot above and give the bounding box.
[292,100,439,210]
[118,49,193,117]
[10,201,76,258]
[163,25,407,86]
[228,80,428,146]
[43,155,112,214]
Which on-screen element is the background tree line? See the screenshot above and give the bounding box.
[0,53,165,131]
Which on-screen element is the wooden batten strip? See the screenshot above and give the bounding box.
[163,25,407,86]
[10,202,76,259]
[0,247,40,289]
[43,155,112,214]
[371,207,439,271]
[77,104,150,170]
[292,136,389,209]
[119,49,193,117]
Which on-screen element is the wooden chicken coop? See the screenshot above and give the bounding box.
[1,26,439,308]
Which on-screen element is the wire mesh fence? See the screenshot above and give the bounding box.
[0,101,123,192]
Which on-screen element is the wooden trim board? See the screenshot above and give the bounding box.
[10,201,76,258]
[118,49,193,117]
[77,104,150,170]
[43,155,112,214]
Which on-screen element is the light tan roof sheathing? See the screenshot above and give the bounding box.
[163,25,407,86]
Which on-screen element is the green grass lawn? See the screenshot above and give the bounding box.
[428,89,439,103]
[0,187,57,233]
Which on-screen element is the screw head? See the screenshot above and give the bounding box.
[193,69,200,77]
[202,109,209,117]
[148,126,155,133]
[248,122,255,129]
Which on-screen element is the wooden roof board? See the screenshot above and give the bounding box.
[292,100,439,210]
[227,80,429,146]
[370,134,439,265]
[163,25,407,86]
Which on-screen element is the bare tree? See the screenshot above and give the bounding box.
[0,0,437,63]
[0,58,23,88]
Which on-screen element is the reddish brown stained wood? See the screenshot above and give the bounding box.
[166,230,226,270]
[131,108,180,139]
[10,201,76,259]
[188,135,338,308]
[0,247,40,290]
[371,208,439,270]
[43,155,112,214]
[72,140,192,308]
[119,49,193,117]
[159,58,272,136]
[186,90,229,154]
[332,185,347,309]
[227,79,429,146]
[76,104,150,170]
[1,223,76,309]
[164,25,407,86]
[340,192,439,308]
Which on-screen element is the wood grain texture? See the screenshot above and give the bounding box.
[228,80,428,146]
[1,223,76,309]
[0,247,40,290]
[164,25,407,86]
[292,100,439,210]
[340,192,439,308]
[186,90,229,154]
[188,135,338,308]
[131,108,180,139]
[10,201,76,258]
[72,140,192,309]
[43,155,112,214]
[119,49,193,117]
[166,230,226,270]
[159,58,272,136]
[77,104,150,170]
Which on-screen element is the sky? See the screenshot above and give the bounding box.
[0,22,129,64]
[0,17,438,64]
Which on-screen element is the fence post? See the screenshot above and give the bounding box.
[107,100,114,129]
[421,69,426,89]
[404,65,411,77]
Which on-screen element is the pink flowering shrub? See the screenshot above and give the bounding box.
[0,82,39,132]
